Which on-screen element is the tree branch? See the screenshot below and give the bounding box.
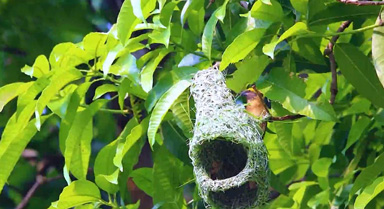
[336,0,384,5]
[269,115,305,121]
[324,20,352,105]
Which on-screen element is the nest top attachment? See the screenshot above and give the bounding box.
[189,68,270,209]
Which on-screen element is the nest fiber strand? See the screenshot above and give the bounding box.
[189,68,269,209]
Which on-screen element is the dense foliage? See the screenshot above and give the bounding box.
[1,0,384,208]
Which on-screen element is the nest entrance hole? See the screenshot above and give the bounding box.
[197,138,248,180]
[208,182,259,209]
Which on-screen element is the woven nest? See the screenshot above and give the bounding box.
[189,68,269,209]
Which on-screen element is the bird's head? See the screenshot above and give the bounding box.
[240,86,263,100]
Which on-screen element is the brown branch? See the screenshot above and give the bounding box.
[16,175,62,209]
[269,115,305,121]
[15,154,64,209]
[336,0,384,5]
[324,20,352,105]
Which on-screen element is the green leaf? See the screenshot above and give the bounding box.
[93,84,118,100]
[145,67,198,111]
[94,140,120,194]
[131,0,146,23]
[226,55,270,93]
[354,177,384,209]
[215,0,229,22]
[350,153,384,198]
[257,68,337,121]
[148,80,191,148]
[170,90,193,138]
[130,167,153,196]
[113,118,148,171]
[291,38,325,65]
[17,75,51,117]
[344,116,371,151]
[21,55,50,78]
[220,28,266,70]
[180,0,204,25]
[152,146,192,208]
[126,201,141,209]
[64,100,107,179]
[334,43,384,108]
[0,112,50,194]
[118,78,147,111]
[49,180,101,209]
[141,48,172,92]
[35,68,82,130]
[372,11,384,87]
[83,32,108,57]
[202,10,219,61]
[263,22,308,59]
[160,2,178,27]
[0,82,33,112]
[162,121,190,164]
[290,0,308,14]
[188,7,205,36]
[250,0,283,22]
[308,3,380,26]
[311,158,332,177]
[117,0,157,46]
[49,43,92,68]
[262,0,272,5]
[109,53,140,83]
[48,84,78,118]
[59,82,93,153]
[149,27,171,47]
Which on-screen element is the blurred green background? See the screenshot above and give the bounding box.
[0,1,125,208]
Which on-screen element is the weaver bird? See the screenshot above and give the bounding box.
[240,86,270,132]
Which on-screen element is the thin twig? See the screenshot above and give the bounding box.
[16,175,62,209]
[324,20,352,105]
[336,0,384,5]
[269,115,305,121]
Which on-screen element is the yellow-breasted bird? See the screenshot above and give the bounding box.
[240,86,270,133]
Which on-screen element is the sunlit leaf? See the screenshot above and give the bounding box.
[64,100,107,179]
[372,11,384,87]
[350,153,384,199]
[354,177,384,209]
[35,68,83,130]
[141,48,172,92]
[49,180,101,209]
[263,22,308,59]
[145,67,198,111]
[21,55,50,78]
[202,10,219,61]
[59,82,93,153]
[220,28,266,70]
[113,118,147,171]
[148,80,191,148]
[0,113,50,194]
[94,139,120,193]
[250,0,283,22]
[117,0,156,46]
[0,82,33,112]
[93,84,118,100]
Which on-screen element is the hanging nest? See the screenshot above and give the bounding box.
[189,68,269,209]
